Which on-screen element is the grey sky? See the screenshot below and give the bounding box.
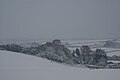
[0,0,120,40]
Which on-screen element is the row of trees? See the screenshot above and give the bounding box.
[0,44,23,52]
[72,45,107,65]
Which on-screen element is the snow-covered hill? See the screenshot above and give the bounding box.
[0,50,120,80]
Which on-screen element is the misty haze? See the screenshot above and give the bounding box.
[0,0,120,40]
[0,0,120,80]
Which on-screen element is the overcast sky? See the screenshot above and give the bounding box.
[0,0,120,40]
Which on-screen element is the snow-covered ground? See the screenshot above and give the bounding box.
[92,48,120,56]
[92,48,120,57]
[108,60,120,63]
[63,39,120,56]
[0,50,120,80]
[64,39,107,51]
[107,51,120,56]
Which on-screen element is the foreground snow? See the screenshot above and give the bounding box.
[0,50,120,80]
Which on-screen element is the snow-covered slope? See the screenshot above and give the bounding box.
[0,50,120,80]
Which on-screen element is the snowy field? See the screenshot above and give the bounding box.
[0,50,120,80]
[64,39,107,50]
[92,48,120,56]
[64,39,120,56]
[108,60,120,63]
[107,51,120,56]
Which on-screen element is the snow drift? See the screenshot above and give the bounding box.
[0,50,120,80]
